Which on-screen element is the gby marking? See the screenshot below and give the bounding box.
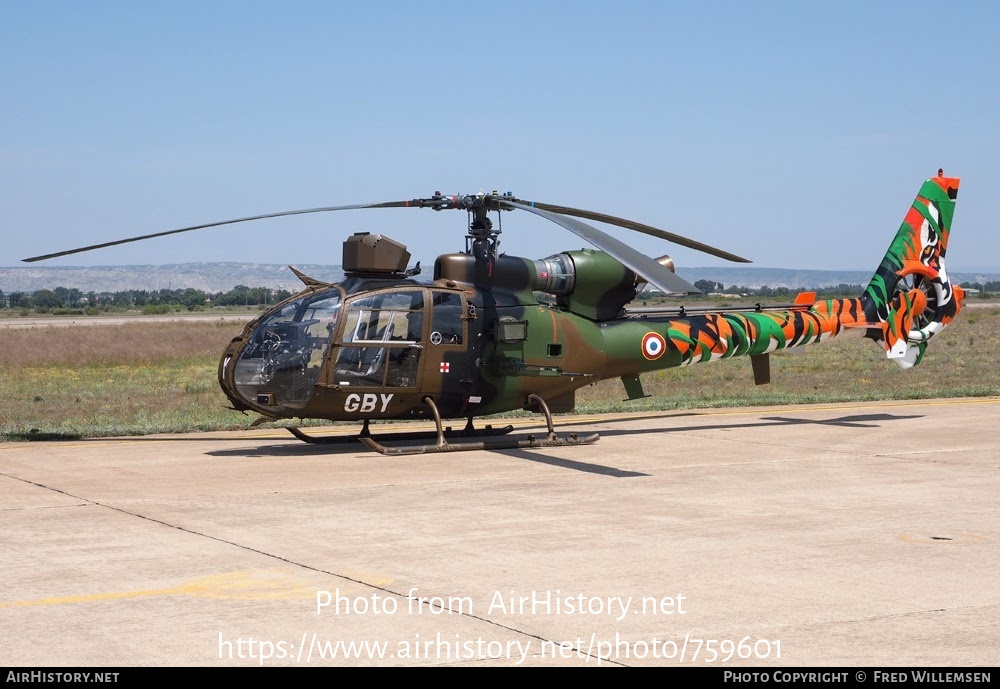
[344,393,393,413]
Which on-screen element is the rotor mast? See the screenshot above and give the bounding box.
[461,190,513,261]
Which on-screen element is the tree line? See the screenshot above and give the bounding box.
[0,285,295,314]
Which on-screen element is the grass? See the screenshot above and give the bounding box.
[0,321,255,439]
[1,311,998,440]
[576,312,1000,411]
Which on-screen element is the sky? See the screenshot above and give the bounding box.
[2,1,998,273]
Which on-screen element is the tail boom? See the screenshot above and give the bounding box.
[597,174,964,384]
[602,298,869,379]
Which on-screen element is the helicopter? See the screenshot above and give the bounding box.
[24,173,963,455]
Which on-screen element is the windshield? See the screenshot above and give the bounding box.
[233,289,341,410]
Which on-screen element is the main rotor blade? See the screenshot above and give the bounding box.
[523,201,751,263]
[502,200,704,294]
[21,201,411,263]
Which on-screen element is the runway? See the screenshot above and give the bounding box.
[2,399,998,666]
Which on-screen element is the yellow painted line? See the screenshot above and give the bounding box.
[0,570,393,609]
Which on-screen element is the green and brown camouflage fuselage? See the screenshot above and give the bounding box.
[218,176,963,427]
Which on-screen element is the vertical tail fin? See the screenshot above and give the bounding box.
[861,173,963,368]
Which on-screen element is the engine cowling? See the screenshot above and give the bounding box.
[434,249,654,321]
[540,249,639,321]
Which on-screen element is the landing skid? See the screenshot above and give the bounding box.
[358,394,599,456]
[287,418,515,446]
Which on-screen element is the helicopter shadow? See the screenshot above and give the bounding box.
[201,412,923,475]
[489,448,652,477]
[205,441,375,459]
[204,440,653,476]
[488,412,924,476]
[587,412,925,440]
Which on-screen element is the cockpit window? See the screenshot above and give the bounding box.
[233,289,341,410]
[334,290,423,388]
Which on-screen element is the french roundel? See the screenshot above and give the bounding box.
[641,332,666,360]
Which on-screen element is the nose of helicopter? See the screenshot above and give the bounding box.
[218,289,343,416]
[218,334,253,411]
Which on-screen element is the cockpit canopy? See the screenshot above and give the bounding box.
[232,288,342,410]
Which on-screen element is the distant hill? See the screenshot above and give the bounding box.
[0,262,996,294]
[0,263,346,294]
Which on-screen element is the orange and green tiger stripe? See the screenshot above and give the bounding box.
[601,175,963,379]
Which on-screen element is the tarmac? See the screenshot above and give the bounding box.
[1,398,998,667]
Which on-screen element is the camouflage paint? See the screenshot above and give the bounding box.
[219,176,964,423]
[599,298,867,379]
[601,176,963,379]
[860,176,963,367]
